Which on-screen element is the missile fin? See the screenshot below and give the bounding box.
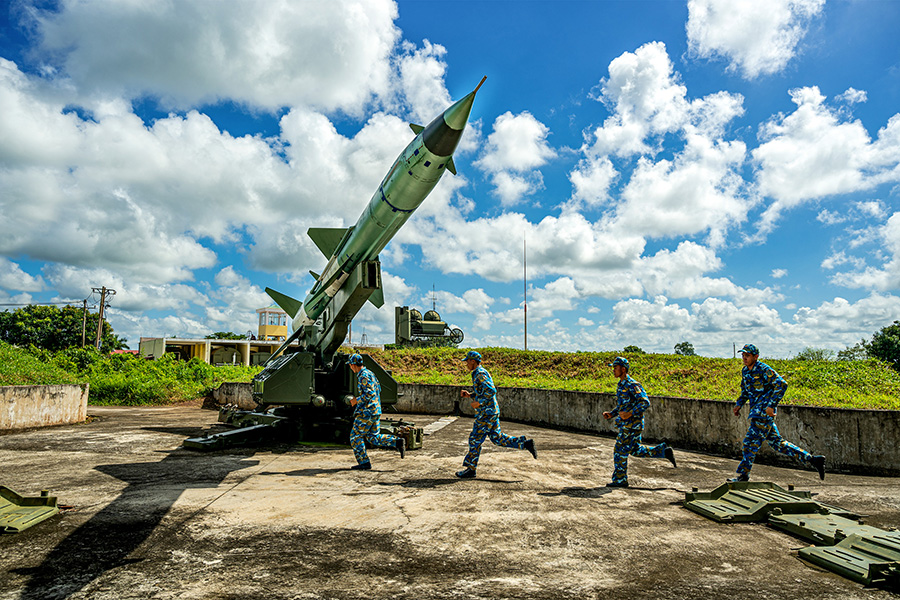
[309,270,321,280]
[409,123,424,134]
[308,227,349,258]
[446,156,457,175]
[265,287,303,319]
[367,287,384,309]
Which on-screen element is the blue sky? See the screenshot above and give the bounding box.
[2,0,900,358]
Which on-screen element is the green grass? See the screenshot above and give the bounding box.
[0,342,260,405]
[4,340,899,410]
[359,347,900,410]
[0,340,83,386]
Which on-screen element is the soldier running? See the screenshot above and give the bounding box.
[456,351,537,478]
[730,344,825,482]
[603,356,676,488]
[347,353,405,470]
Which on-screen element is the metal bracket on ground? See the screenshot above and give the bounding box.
[0,486,59,534]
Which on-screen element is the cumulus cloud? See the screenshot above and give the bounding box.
[29,0,400,114]
[686,0,825,79]
[771,268,788,279]
[828,212,900,291]
[0,258,45,292]
[570,43,749,246]
[752,87,900,234]
[475,111,556,205]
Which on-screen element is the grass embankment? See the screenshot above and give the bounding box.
[4,340,899,410]
[363,347,900,411]
[0,341,260,405]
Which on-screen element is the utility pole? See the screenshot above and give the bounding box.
[81,299,88,348]
[92,286,116,351]
[523,235,528,352]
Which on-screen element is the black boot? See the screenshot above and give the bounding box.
[396,437,406,459]
[351,461,372,470]
[456,467,477,479]
[524,438,537,459]
[810,455,825,480]
[664,447,677,468]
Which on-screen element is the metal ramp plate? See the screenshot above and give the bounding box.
[684,482,856,523]
[0,486,59,533]
[799,532,900,587]
[768,512,876,545]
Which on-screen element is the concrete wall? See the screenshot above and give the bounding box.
[205,381,900,475]
[0,384,89,430]
[394,383,900,476]
[204,381,256,410]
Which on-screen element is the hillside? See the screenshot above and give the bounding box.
[361,347,900,410]
[0,341,83,386]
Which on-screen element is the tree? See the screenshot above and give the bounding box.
[623,345,645,354]
[0,305,127,352]
[837,340,868,361]
[794,347,835,361]
[674,341,695,356]
[205,332,248,340]
[866,321,900,372]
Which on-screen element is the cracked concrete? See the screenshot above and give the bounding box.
[1,403,899,600]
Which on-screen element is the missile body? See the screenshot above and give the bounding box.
[271,79,484,339]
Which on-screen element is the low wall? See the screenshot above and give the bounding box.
[204,381,256,410]
[396,383,900,476]
[205,382,900,475]
[0,384,90,430]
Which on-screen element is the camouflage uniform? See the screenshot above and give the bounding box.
[734,360,812,478]
[350,366,399,466]
[610,375,667,485]
[461,365,526,470]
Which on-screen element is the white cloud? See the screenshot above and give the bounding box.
[752,87,900,234]
[686,0,825,79]
[0,258,45,292]
[837,88,868,105]
[771,268,788,279]
[30,0,401,114]
[584,42,690,158]
[829,212,900,291]
[475,111,556,205]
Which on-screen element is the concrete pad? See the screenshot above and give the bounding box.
[1,404,898,600]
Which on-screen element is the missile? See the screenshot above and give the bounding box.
[266,78,485,344]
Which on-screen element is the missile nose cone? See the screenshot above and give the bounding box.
[442,92,475,131]
[442,76,485,130]
[421,77,485,157]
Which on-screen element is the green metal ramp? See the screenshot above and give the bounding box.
[768,511,879,545]
[799,531,900,587]
[0,486,59,533]
[683,482,857,523]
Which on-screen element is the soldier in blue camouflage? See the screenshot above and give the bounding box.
[347,353,405,470]
[602,357,676,488]
[730,344,825,482]
[456,351,537,478]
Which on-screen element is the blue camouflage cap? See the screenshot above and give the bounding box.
[607,356,629,369]
[738,344,759,356]
[348,353,364,365]
[462,350,482,362]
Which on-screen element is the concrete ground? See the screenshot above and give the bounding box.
[1,404,899,600]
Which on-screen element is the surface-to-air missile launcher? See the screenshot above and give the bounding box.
[395,306,464,347]
[183,78,485,452]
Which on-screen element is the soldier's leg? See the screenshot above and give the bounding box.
[364,416,399,449]
[350,415,376,465]
[630,430,667,459]
[765,422,813,462]
[485,417,526,449]
[612,426,641,484]
[735,419,767,478]
[462,417,491,470]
